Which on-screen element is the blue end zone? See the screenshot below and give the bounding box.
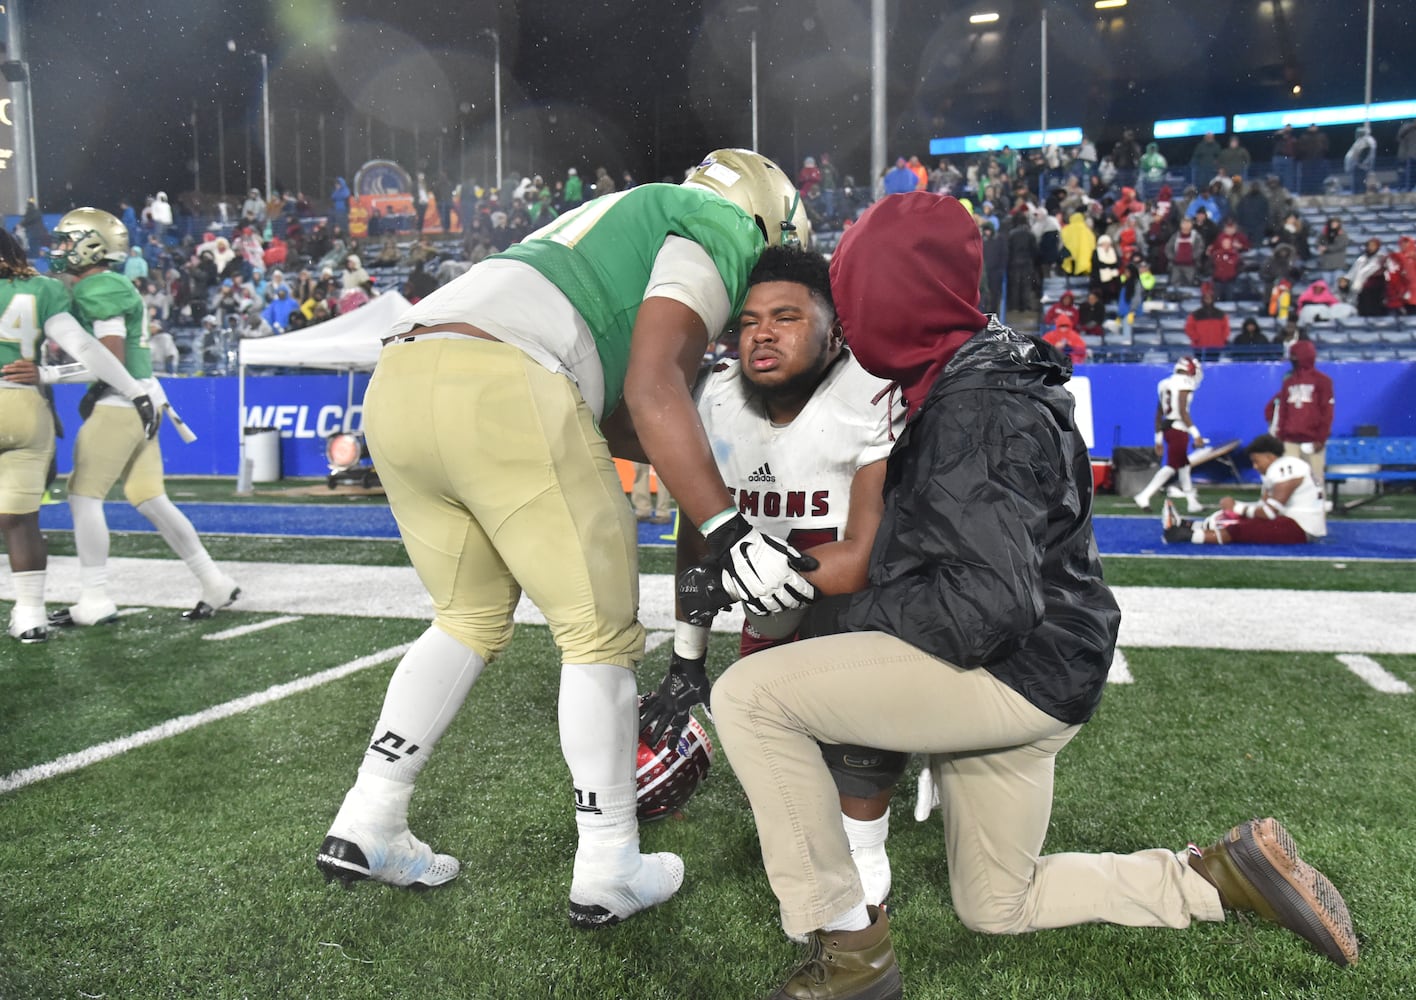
[38,504,1416,561]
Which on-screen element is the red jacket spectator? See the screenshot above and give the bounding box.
[1185,292,1232,348]
[1207,223,1250,284]
[797,157,822,195]
[1112,186,1141,224]
[263,236,288,269]
[1264,340,1334,446]
[1044,291,1079,330]
[1384,235,1416,312]
[1043,316,1088,365]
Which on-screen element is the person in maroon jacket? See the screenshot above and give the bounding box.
[1264,339,1335,486]
[1184,285,1232,355]
[1207,218,1251,301]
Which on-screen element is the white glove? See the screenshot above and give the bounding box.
[914,766,940,822]
[702,512,818,616]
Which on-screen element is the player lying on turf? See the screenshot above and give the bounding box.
[707,193,1357,1000]
[638,244,907,907]
[1163,433,1326,545]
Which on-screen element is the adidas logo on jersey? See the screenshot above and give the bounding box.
[747,462,776,484]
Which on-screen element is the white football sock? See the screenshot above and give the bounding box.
[69,495,110,602]
[1135,465,1175,504]
[559,662,639,858]
[843,810,893,906]
[359,625,486,783]
[822,900,872,933]
[1177,466,1195,493]
[11,570,45,612]
[136,495,227,591]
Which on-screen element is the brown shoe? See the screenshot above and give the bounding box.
[768,905,902,1000]
[1189,817,1359,966]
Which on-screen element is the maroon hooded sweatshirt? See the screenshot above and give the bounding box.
[1265,339,1335,445]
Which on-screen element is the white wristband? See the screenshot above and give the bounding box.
[1187,425,1202,440]
[1154,431,1164,444]
[698,506,738,536]
[674,620,710,659]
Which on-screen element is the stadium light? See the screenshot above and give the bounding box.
[969,12,1000,24]
[1095,0,1128,9]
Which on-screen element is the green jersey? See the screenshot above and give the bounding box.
[493,183,764,412]
[0,272,73,367]
[71,269,151,379]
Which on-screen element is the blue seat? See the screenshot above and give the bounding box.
[1365,315,1397,328]
[1316,328,1351,345]
[1161,329,1192,347]
[1395,344,1416,360]
[1380,327,1414,343]
[1365,346,1398,361]
[1348,329,1382,344]
[1131,330,1163,347]
[1335,315,1365,329]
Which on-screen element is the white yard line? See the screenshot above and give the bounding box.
[116,607,150,617]
[202,615,304,642]
[1107,649,1134,684]
[1335,654,1413,694]
[644,630,673,654]
[0,643,411,794]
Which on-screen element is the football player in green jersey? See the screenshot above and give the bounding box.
[42,208,239,627]
[0,226,161,643]
[317,149,817,929]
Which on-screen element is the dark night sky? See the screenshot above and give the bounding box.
[22,0,1416,212]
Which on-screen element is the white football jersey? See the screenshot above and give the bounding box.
[1263,455,1326,537]
[697,352,904,548]
[1158,373,1197,430]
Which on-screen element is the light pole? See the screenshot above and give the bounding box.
[481,28,503,190]
[737,6,759,151]
[228,40,273,203]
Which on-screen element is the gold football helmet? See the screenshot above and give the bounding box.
[682,148,811,249]
[49,207,130,273]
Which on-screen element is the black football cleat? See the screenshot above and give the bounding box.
[48,599,120,628]
[182,585,241,621]
[11,625,49,644]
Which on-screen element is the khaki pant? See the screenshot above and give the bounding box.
[712,631,1224,938]
[69,404,166,505]
[365,337,645,668]
[630,462,671,518]
[1283,441,1325,487]
[0,389,54,515]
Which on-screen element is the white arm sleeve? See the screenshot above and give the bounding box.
[37,362,94,385]
[644,235,733,339]
[42,313,147,400]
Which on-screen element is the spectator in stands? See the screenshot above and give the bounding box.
[797,156,821,197]
[1043,313,1087,366]
[1271,125,1298,189]
[1166,217,1205,288]
[238,304,274,340]
[592,166,616,197]
[817,153,841,221]
[883,157,917,195]
[1347,238,1387,316]
[1314,218,1350,284]
[563,167,583,208]
[331,176,351,233]
[1233,316,1270,346]
[979,221,1006,315]
[1111,130,1142,189]
[1139,142,1167,199]
[1006,214,1039,315]
[1268,212,1311,262]
[1267,277,1295,325]
[1060,211,1095,278]
[147,312,178,376]
[1262,176,1297,238]
[1344,126,1378,194]
[1392,236,1416,314]
[1216,136,1252,180]
[1190,207,1219,249]
[241,188,266,228]
[212,237,238,279]
[264,269,289,304]
[1185,285,1231,354]
[1296,278,1345,325]
[403,262,439,303]
[1185,181,1226,223]
[149,192,173,245]
[1399,120,1416,190]
[433,173,453,233]
[1232,179,1270,246]
[1264,341,1334,489]
[122,246,148,282]
[1090,234,1122,303]
[1297,125,1330,194]
[1207,218,1250,301]
[1044,290,1079,331]
[1077,288,1107,338]
[1190,132,1222,183]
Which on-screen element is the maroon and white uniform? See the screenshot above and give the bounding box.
[696,352,904,652]
[1219,455,1326,543]
[1157,371,1198,469]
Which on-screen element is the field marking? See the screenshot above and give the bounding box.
[116,607,149,617]
[1335,654,1412,694]
[645,630,673,654]
[1107,649,1134,684]
[202,615,304,642]
[0,642,411,795]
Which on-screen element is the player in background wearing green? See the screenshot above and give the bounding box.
[41,209,238,627]
[0,227,160,643]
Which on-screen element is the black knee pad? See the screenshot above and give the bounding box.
[819,743,910,799]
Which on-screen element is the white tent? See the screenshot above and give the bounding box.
[235,291,411,485]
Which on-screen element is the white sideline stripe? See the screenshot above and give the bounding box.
[644,630,673,654]
[1107,649,1134,684]
[0,642,411,795]
[1335,654,1412,694]
[202,615,303,642]
[116,607,149,617]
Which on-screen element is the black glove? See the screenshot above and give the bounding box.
[132,394,160,440]
[639,650,711,749]
[77,382,105,421]
[677,564,734,627]
[703,512,819,615]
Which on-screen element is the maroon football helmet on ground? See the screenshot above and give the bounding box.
[636,709,714,821]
